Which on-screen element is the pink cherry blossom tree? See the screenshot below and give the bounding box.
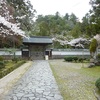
[0,0,27,37]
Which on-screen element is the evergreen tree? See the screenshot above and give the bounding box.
[89,0,100,34]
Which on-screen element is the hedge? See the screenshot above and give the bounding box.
[95,78,100,90]
[0,61,5,69]
[0,60,26,78]
[64,56,77,62]
[64,56,86,62]
[0,56,4,61]
[97,54,100,60]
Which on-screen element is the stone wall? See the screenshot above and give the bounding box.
[0,49,21,60]
[52,49,91,59]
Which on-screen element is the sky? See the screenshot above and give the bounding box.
[30,0,91,20]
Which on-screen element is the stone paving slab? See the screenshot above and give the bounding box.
[3,60,63,100]
[0,61,32,100]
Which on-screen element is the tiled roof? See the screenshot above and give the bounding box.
[23,36,53,44]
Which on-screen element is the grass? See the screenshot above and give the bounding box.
[0,60,26,78]
[80,66,100,77]
[2,60,24,69]
[49,60,100,100]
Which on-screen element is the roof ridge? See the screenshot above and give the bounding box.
[23,36,53,44]
[30,36,52,38]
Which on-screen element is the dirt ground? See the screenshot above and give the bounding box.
[49,59,100,100]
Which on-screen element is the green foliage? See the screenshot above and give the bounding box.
[97,53,100,60]
[0,56,5,69]
[81,13,91,37]
[5,0,99,49]
[33,12,79,37]
[12,57,19,63]
[69,13,78,25]
[53,41,67,49]
[7,0,35,31]
[70,23,82,38]
[0,61,5,69]
[64,56,78,62]
[0,60,26,78]
[0,56,4,61]
[64,56,86,62]
[89,38,97,53]
[97,53,100,58]
[12,57,23,63]
[89,0,100,34]
[95,78,100,90]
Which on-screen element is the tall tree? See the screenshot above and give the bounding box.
[0,0,27,48]
[69,13,78,25]
[64,13,69,21]
[7,0,35,31]
[0,0,26,37]
[0,0,14,22]
[70,23,82,38]
[89,0,100,34]
[81,13,91,37]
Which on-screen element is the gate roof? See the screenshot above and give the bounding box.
[23,36,52,44]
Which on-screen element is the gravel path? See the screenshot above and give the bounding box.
[3,60,63,100]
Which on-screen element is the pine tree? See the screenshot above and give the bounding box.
[89,0,100,34]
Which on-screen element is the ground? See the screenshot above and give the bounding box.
[49,59,100,100]
[2,61,63,100]
[1,60,100,100]
[0,61,32,99]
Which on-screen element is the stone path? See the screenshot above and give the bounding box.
[3,60,63,100]
[0,61,32,100]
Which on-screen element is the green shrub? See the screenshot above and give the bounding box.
[0,61,5,69]
[0,56,4,61]
[4,60,10,64]
[95,78,100,90]
[73,57,78,61]
[0,60,26,78]
[78,58,86,62]
[64,56,72,62]
[64,56,87,62]
[12,57,19,62]
[78,58,83,62]
[97,53,100,60]
[89,38,97,58]
[64,56,78,62]
[64,56,71,62]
